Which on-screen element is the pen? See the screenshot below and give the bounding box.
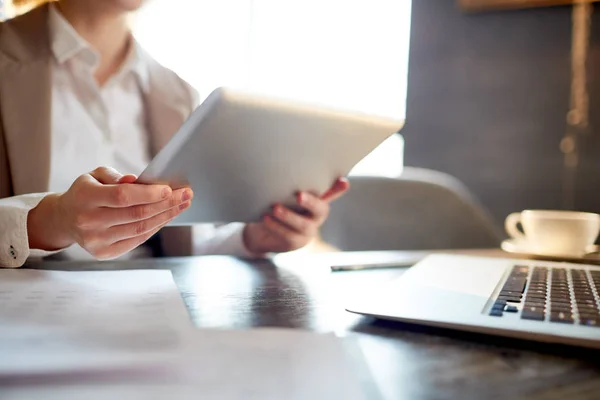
[330,261,415,272]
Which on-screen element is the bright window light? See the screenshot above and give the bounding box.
[133,1,411,118]
[349,133,404,177]
[133,1,411,178]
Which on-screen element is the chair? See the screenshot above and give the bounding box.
[320,167,502,251]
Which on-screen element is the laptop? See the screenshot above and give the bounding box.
[346,254,600,349]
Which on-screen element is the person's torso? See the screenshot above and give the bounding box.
[0,3,199,258]
[49,53,151,192]
[47,5,151,260]
[47,3,150,193]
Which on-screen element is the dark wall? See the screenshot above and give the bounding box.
[576,14,600,215]
[402,0,600,225]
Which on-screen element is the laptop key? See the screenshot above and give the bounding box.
[524,302,546,308]
[580,318,600,327]
[527,285,547,290]
[526,294,547,300]
[579,313,600,321]
[498,296,522,303]
[550,298,572,305]
[526,289,547,295]
[575,300,597,307]
[577,305,599,312]
[551,283,569,288]
[505,305,518,313]
[572,283,590,288]
[573,288,594,293]
[575,295,595,301]
[521,310,545,321]
[577,312,599,319]
[503,279,527,293]
[576,304,596,310]
[489,309,503,317]
[523,305,545,313]
[550,312,574,324]
[550,304,572,310]
[500,291,523,297]
[528,288,547,293]
[574,291,592,296]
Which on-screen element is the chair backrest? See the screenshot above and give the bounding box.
[320,168,503,251]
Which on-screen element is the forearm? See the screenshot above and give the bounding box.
[0,193,65,268]
[27,193,73,251]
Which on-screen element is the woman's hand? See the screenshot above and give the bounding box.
[242,178,349,254]
[27,167,193,260]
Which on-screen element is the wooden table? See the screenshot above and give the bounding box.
[26,250,600,399]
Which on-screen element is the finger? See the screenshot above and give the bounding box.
[321,177,350,202]
[96,221,170,261]
[92,183,173,208]
[97,188,193,226]
[118,174,138,184]
[262,215,305,246]
[89,167,126,184]
[104,201,191,243]
[272,204,318,235]
[85,167,173,207]
[296,192,329,221]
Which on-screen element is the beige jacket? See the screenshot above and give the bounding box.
[0,4,198,257]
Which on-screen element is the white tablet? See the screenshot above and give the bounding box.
[138,87,403,224]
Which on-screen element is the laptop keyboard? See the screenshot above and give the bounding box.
[489,265,600,327]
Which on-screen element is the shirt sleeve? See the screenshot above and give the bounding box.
[0,193,62,268]
[192,223,270,259]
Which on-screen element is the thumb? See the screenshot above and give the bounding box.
[89,167,125,185]
[321,177,350,202]
[118,174,138,184]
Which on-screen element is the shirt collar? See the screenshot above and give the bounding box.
[126,43,151,93]
[48,3,93,65]
[48,3,149,91]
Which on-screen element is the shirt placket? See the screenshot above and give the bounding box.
[76,54,113,145]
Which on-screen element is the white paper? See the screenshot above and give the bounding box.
[176,329,376,400]
[0,269,379,399]
[0,269,193,375]
[1,328,378,400]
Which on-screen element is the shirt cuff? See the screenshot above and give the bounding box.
[0,193,62,268]
[192,223,271,259]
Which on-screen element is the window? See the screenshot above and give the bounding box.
[0,0,6,20]
[133,0,411,177]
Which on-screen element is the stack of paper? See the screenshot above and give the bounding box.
[0,269,194,375]
[0,269,379,399]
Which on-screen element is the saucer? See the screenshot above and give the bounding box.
[501,239,600,263]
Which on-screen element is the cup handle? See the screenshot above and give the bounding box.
[505,212,526,241]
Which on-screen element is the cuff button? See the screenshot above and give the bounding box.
[9,245,17,260]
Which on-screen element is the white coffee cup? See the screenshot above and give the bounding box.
[505,210,600,257]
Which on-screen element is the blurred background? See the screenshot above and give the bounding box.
[3,0,600,236]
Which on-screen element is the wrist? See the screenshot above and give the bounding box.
[27,193,74,251]
[242,223,263,254]
[242,223,256,253]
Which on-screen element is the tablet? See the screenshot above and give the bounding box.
[138,87,403,224]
